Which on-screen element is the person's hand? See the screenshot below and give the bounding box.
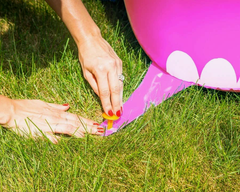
[0,96,104,144]
[78,35,123,117]
[45,0,123,117]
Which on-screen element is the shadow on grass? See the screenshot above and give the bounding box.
[101,0,139,49]
[0,0,150,79]
[0,0,76,78]
[100,0,151,61]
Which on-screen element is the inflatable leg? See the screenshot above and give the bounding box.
[101,63,193,136]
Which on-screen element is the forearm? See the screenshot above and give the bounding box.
[46,0,123,116]
[45,0,101,46]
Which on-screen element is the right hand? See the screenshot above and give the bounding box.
[78,35,123,117]
[0,96,104,144]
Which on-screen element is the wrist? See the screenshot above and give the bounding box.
[74,26,102,48]
[0,96,14,125]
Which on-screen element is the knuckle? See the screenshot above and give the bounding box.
[66,125,74,134]
[83,73,87,80]
[43,106,50,112]
[118,59,122,67]
[37,113,44,119]
[75,120,83,128]
[109,59,116,65]
[104,57,115,64]
[119,83,123,90]
[105,59,116,68]
[83,71,90,80]
[111,86,120,94]
[95,59,118,74]
[45,116,54,123]
[95,64,107,73]
[108,60,117,69]
[100,89,110,98]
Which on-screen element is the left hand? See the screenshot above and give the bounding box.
[0,96,104,144]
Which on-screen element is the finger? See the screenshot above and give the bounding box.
[110,55,123,112]
[108,71,121,117]
[69,121,104,135]
[60,112,99,126]
[47,103,70,111]
[52,123,103,137]
[120,80,123,112]
[85,71,99,95]
[20,118,85,138]
[62,115,104,135]
[116,59,123,111]
[28,112,100,132]
[45,132,61,144]
[96,74,113,116]
[51,123,82,137]
[71,123,104,136]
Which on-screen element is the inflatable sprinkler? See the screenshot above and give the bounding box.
[101,0,240,136]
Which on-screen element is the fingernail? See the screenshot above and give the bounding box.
[98,131,104,133]
[108,110,113,116]
[63,103,69,106]
[97,127,104,132]
[93,123,100,126]
[116,110,121,117]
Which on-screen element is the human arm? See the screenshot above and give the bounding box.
[45,0,123,117]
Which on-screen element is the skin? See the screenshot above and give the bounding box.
[0,0,122,143]
[0,96,104,144]
[45,0,123,115]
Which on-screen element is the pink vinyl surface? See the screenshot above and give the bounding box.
[101,0,240,136]
[125,0,240,91]
[101,63,192,136]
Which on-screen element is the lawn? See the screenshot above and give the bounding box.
[0,0,239,191]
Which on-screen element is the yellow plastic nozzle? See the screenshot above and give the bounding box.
[102,113,120,129]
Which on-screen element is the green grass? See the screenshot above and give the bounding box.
[0,0,239,191]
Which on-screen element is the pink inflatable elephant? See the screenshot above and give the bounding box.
[102,0,240,136]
